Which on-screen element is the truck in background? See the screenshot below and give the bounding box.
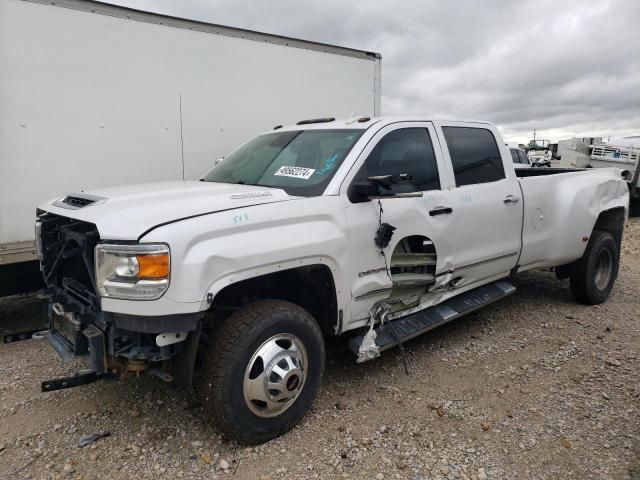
[0,0,382,290]
[525,139,552,167]
[558,136,640,201]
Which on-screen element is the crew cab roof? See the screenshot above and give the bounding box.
[271,117,495,132]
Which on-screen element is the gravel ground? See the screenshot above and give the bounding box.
[1,218,638,480]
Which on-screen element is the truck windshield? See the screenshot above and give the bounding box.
[202,129,363,196]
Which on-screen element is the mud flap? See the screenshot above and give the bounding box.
[171,320,202,389]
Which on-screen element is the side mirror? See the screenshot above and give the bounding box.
[350,173,420,203]
[352,182,379,202]
[368,174,411,189]
[213,157,224,167]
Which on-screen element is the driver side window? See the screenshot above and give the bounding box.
[353,128,441,193]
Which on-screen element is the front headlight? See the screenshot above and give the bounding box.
[95,244,170,300]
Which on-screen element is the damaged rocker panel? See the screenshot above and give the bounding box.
[350,280,516,360]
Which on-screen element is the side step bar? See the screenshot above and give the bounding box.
[348,280,516,356]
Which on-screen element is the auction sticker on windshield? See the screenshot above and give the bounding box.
[274,166,316,179]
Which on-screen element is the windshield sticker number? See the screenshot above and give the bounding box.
[274,166,315,179]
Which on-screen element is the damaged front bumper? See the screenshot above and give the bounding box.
[32,210,202,391]
[42,301,201,392]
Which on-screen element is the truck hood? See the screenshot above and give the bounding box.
[40,181,293,240]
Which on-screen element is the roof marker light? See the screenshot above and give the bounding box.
[296,117,335,125]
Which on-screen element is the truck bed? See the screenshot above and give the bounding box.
[516,167,628,272]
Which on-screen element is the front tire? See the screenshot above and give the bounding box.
[199,299,325,444]
[570,230,619,304]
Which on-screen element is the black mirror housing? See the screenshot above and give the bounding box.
[350,182,379,202]
[348,173,414,203]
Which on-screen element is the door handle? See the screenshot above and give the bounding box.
[503,195,520,204]
[429,206,453,216]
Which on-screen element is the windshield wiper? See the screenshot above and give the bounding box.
[202,178,263,187]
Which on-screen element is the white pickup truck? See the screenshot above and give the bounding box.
[26,117,629,443]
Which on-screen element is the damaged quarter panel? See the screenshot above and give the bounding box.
[140,195,349,310]
[517,167,629,271]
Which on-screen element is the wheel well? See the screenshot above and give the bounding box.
[593,207,626,248]
[209,265,338,336]
[555,207,626,280]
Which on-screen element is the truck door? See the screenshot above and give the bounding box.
[433,122,523,287]
[339,122,457,325]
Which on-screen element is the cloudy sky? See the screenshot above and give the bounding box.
[106,0,639,143]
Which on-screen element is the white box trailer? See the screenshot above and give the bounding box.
[0,0,382,267]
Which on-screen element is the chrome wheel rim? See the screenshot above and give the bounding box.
[594,248,613,290]
[243,333,308,418]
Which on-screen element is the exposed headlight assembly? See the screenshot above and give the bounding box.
[95,244,170,300]
[35,221,43,261]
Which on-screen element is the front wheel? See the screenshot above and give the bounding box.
[199,299,325,444]
[570,230,619,304]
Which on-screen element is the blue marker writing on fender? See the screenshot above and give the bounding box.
[233,212,249,225]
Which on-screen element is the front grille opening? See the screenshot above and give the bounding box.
[38,212,101,313]
[58,239,96,301]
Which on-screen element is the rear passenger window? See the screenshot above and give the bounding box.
[352,128,440,193]
[510,149,520,164]
[443,127,505,186]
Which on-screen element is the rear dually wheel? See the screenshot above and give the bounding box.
[569,230,619,304]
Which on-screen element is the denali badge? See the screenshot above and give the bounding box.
[230,191,273,199]
[358,267,387,277]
